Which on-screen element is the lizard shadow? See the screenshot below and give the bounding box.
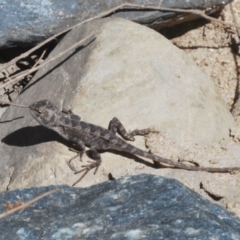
[1,126,72,148]
[2,126,158,169]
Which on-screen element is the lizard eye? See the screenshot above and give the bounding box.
[36,109,44,115]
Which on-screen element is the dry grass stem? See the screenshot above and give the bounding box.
[0,3,239,76]
[32,49,47,69]
[0,34,95,90]
[0,101,28,108]
[0,189,60,219]
[230,3,240,39]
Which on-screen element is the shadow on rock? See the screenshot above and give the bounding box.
[1,125,70,147]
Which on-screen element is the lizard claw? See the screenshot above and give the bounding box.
[66,159,78,172]
[72,170,89,186]
[72,160,101,186]
[66,153,81,172]
[68,148,84,161]
[67,149,85,172]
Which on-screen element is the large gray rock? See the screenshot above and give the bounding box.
[0,174,240,239]
[0,18,239,215]
[0,0,233,48]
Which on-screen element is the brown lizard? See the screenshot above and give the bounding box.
[1,99,240,186]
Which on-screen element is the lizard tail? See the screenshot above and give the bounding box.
[114,143,240,173]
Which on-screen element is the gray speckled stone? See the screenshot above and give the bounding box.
[0,174,240,239]
[0,0,233,48]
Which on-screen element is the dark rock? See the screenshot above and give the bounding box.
[0,174,240,239]
[0,0,233,49]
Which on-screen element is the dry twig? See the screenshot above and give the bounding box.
[1,3,239,91]
[32,49,47,69]
[1,3,239,73]
[0,100,28,108]
[0,189,60,219]
[0,34,95,90]
[230,3,240,39]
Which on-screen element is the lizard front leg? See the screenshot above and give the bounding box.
[72,147,102,186]
[109,117,158,141]
[67,139,86,172]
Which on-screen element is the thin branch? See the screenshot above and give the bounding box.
[0,34,95,90]
[32,49,46,69]
[0,100,28,108]
[0,3,239,74]
[230,3,240,39]
[0,189,60,219]
[126,3,240,28]
[0,3,239,92]
[0,3,130,73]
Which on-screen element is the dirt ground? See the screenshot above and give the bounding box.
[169,1,240,115]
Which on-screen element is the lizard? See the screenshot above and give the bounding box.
[26,99,240,186]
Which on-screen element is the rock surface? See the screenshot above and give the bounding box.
[0,18,240,215]
[0,0,233,48]
[0,174,240,240]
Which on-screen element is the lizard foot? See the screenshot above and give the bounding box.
[108,117,159,141]
[128,127,159,138]
[72,160,101,186]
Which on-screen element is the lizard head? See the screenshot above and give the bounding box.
[29,99,59,128]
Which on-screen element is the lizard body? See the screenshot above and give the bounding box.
[29,99,240,185]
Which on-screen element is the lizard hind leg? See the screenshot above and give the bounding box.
[109,117,158,141]
[72,148,102,186]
